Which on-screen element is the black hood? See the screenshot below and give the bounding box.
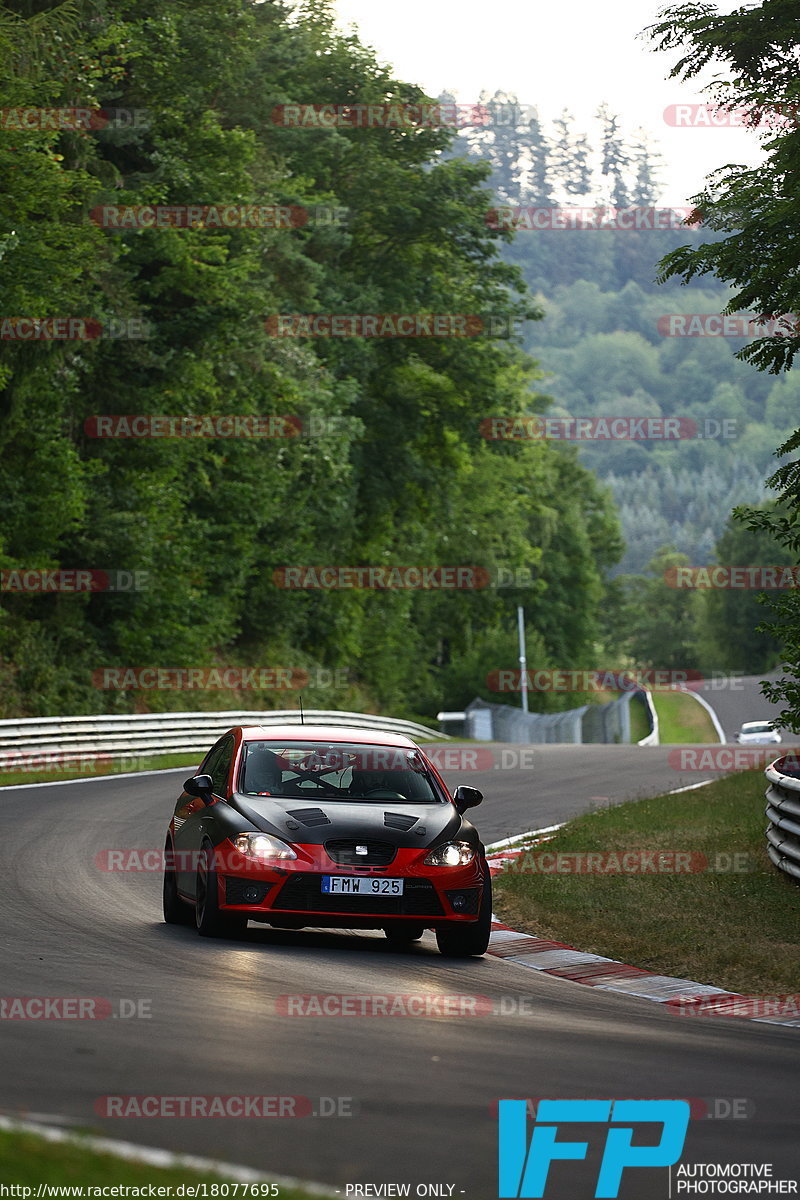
[230,793,469,852]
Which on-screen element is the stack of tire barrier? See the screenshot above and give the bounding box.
[764,752,800,882]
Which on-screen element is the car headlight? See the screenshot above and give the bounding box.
[424,841,475,867]
[233,832,296,860]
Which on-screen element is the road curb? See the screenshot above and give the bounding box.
[485,832,800,1030]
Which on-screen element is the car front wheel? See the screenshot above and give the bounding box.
[195,843,247,939]
[435,870,492,958]
[163,840,193,926]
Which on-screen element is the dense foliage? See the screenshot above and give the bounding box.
[0,0,622,718]
[448,94,795,574]
[646,0,800,715]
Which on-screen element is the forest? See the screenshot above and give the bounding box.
[446,96,795,574]
[0,0,792,722]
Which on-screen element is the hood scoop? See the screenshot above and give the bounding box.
[383,811,418,831]
[285,807,331,827]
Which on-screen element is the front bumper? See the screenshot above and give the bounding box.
[212,841,485,928]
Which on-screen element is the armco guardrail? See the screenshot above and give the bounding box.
[0,710,449,765]
[764,753,800,882]
[458,686,658,746]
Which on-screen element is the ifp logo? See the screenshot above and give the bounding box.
[498,1099,690,1197]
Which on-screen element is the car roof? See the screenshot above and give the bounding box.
[238,724,419,748]
[741,720,773,728]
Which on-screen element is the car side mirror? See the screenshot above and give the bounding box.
[453,784,483,813]
[184,774,214,803]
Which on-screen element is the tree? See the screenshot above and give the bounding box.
[648,1,800,374]
[694,503,792,675]
[618,546,700,670]
[596,102,630,207]
[0,0,623,720]
[647,0,800,728]
[550,109,592,198]
[629,129,663,205]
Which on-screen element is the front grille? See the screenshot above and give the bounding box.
[286,807,331,827]
[325,839,396,866]
[224,878,272,905]
[273,874,444,916]
[383,811,418,831]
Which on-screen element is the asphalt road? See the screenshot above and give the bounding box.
[1,750,798,1199]
[691,670,788,743]
[433,742,717,842]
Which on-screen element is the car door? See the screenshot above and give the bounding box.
[174,736,235,897]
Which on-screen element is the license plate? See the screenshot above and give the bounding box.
[322,875,404,896]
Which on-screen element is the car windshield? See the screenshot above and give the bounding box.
[238,741,444,803]
[743,722,774,734]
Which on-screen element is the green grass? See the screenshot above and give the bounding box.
[493,769,800,994]
[0,752,201,789]
[653,689,717,743]
[628,695,650,744]
[0,1128,331,1195]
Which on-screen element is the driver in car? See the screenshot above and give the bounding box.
[242,746,285,795]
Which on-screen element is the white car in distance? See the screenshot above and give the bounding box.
[734,720,782,745]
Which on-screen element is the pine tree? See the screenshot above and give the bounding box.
[521,105,552,203]
[630,129,663,205]
[596,101,630,206]
[568,130,592,197]
[550,109,592,199]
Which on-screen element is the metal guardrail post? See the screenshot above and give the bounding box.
[0,710,451,767]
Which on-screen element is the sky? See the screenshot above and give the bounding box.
[331,0,767,206]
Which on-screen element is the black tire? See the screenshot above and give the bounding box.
[435,869,492,958]
[195,843,247,939]
[383,923,425,945]
[163,841,193,926]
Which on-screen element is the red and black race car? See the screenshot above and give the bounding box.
[163,724,491,956]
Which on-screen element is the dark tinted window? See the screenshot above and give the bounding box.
[239,741,442,803]
[206,736,234,797]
